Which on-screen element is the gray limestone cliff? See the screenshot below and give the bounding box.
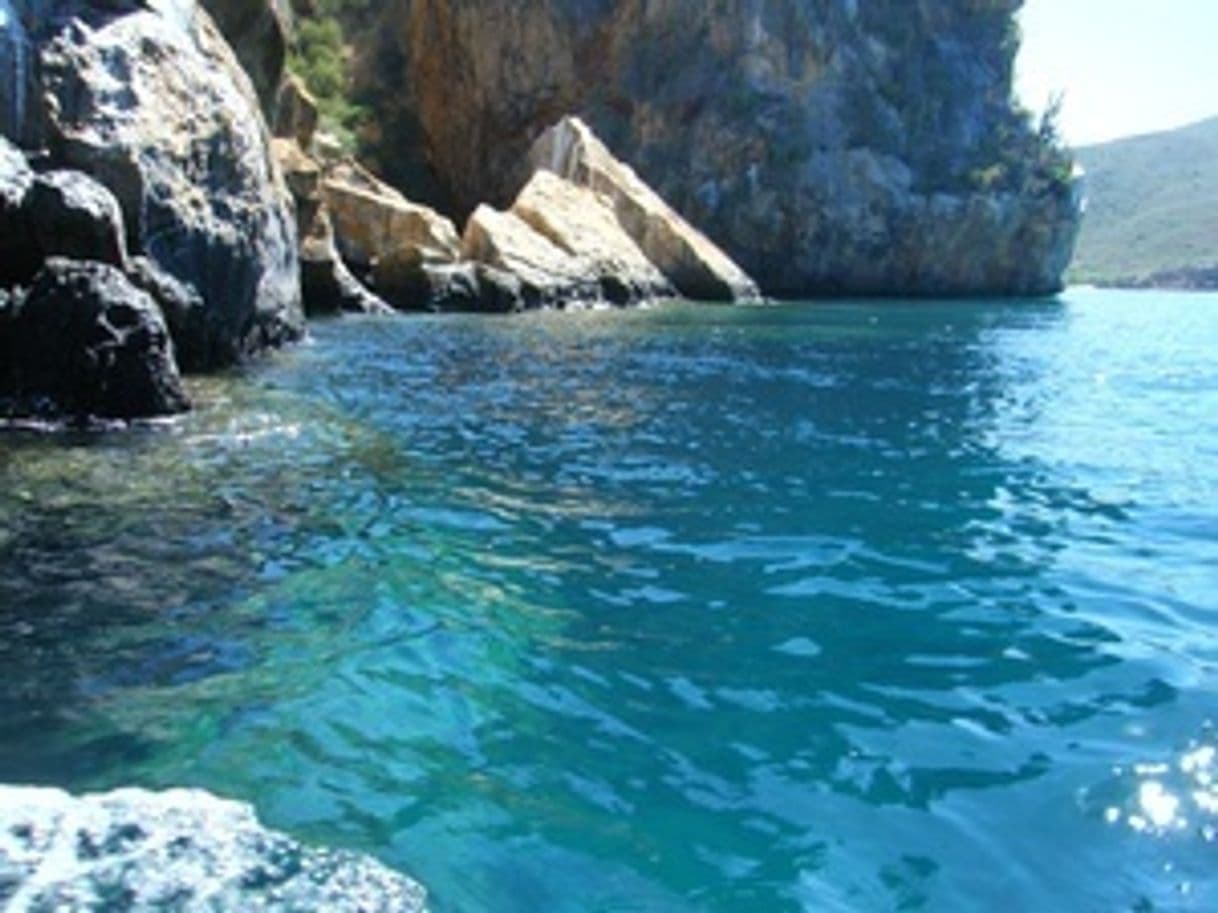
[355,0,1081,296]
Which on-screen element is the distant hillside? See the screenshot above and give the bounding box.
[1071,116,1218,288]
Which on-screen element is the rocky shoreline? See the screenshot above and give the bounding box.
[0,0,1084,901]
[1,0,764,422]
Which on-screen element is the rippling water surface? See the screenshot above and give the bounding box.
[2,289,1217,912]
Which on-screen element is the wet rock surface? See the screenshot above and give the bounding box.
[27,169,129,270]
[0,784,428,913]
[0,135,38,286]
[0,258,189,420]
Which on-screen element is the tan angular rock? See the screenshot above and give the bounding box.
[273,139,387,315]
[511,169,673,305]
[323,159,462,306]
[462,204,599,308]
[529,117,760,303]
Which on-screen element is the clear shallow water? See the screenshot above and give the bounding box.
[1,289,1217,912]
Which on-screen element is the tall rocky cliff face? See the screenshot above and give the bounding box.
[356,0,1081,296]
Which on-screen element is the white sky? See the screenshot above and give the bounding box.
[1015,0,1218,146]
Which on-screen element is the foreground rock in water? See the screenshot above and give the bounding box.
[359,0,1081,296]
[0,785,428,912]
[11,0,303,370]
[0,259,189,420]
[529,118,758,303]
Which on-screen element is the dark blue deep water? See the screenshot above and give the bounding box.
[2,290,1217,912]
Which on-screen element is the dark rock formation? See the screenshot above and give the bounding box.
[357,0,1081,296]
[0,785,428,912]
[27,169,129,269]
[1,259,189,420]
[126,255,213,373]
[2,0,304,369]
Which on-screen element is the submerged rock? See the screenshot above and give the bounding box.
[1,258,189,420]
[529,117,759,303]
[31,0,303,368]
[511,168,675,305]
[0,784,428,912]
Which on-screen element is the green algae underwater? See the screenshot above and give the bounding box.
[2,289,1217,912]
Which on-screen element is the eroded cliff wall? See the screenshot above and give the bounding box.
[357,0,1080,296]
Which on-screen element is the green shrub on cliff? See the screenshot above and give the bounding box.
[287,9,367,150]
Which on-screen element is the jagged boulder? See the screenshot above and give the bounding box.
[0,259,189,420]
[0,785,428,913]
[126,255,212,373]
[323,159,463,307]
[511,169,674,305]
[30,1,303,369]
[27,169,129,270]
[462,204,600,308]
[274,138,388,315]
[529,117,759,302]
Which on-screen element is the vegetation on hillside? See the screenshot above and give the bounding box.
[285,0,376,150]
[1070,116,1218,286]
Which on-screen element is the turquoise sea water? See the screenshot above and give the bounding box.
[1,289,1217,912]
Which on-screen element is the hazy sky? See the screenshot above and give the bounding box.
[1016,0,1218,147]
